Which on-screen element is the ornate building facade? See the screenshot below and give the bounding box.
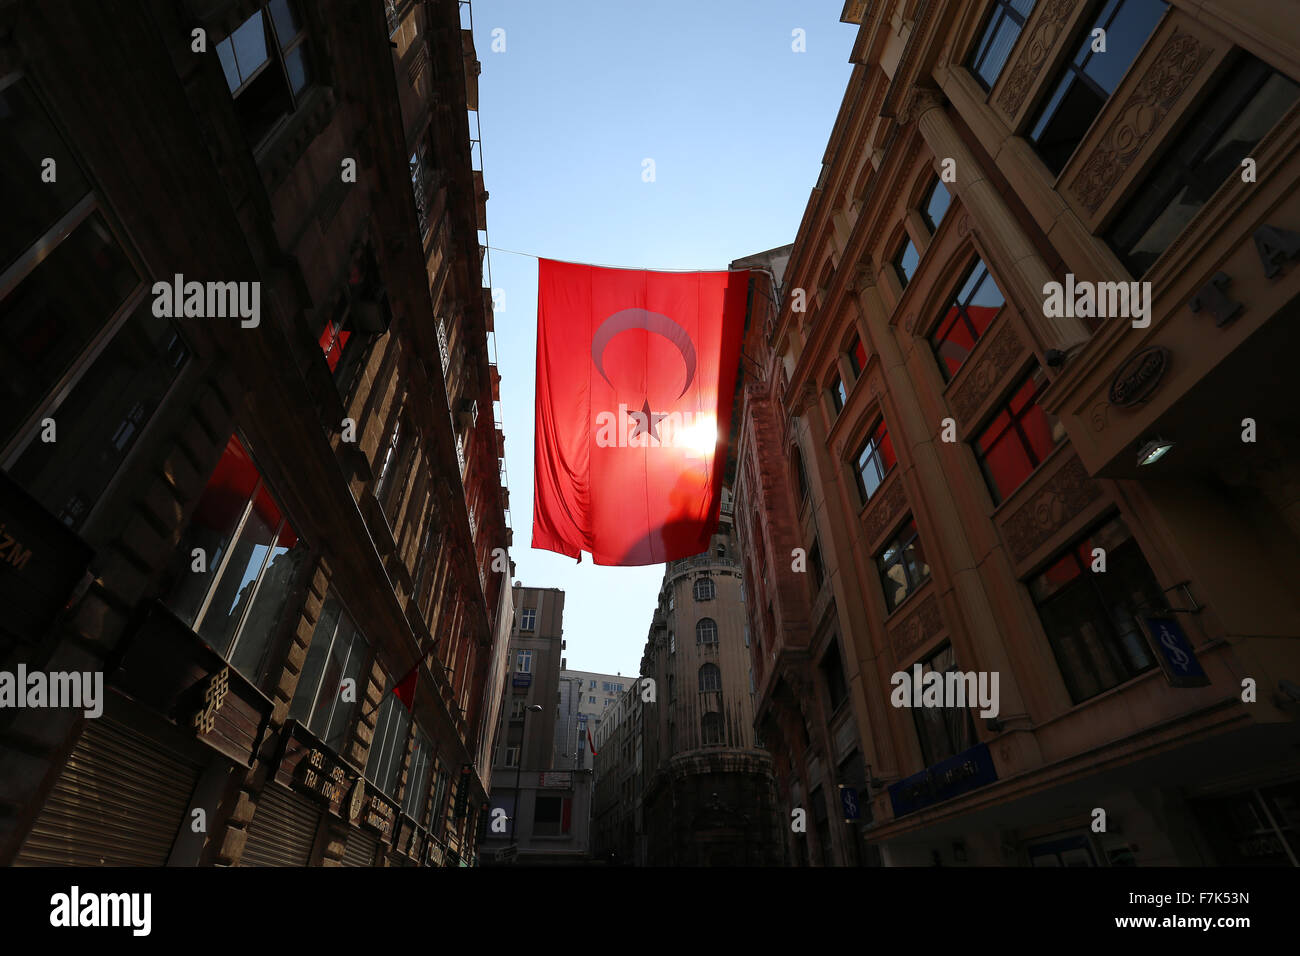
[0,0,511,866]
[738,0,1300,865]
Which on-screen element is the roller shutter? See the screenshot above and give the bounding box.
[15,717,202,866]
[341,826,380,867]
[241,784,321,867]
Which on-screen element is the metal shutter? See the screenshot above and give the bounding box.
[341,826,380,867]
[15,717,201,866]
[241,784,321,867]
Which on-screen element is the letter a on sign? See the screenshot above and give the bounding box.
[532,260,749,565]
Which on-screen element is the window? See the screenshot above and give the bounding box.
[374,412,417,520]
[1028,515,1162,703]
[699,663,722,692]
[892,235,920,287]
[694,576,715,601]
[877,518,931,612]
[589,696,596,704]
[828,373,847,414]
[409,130,438,239]
[589,679,596,689]
[911,645,977,766]
[848,336,868,377]
[809,539,826,590]
[520,607,537,631]
[430,765,451,836]
[289,594,370,746]
[1107,53,1300,276]
[973,366,1066,504]
[822,640,848,712]
[930,258,1005,381]
[216,0,314,148]
[921,178,952,232]
[516,650,533,673]
[1,77,188,530]
[366,690,412,798]
[793,448,810,503]
[533,795,571,836]
[968,0,1037,91]
[696,618,718,645]
[668,590,675,611]
[669,631,676,654]
[509,698,526,721]
[1028,0,1167,175]
[701,712,723,745]
[403,730,432,822]
[164,435,306,683]
[503,746,520,768]
[854,418,897,503]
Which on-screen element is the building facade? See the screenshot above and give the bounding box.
[634,492,785,866]
[590,678,645,865]
[481,586,592,863]
[0,0,511,867]
[743,0,1300,866]
[556,669,634,772]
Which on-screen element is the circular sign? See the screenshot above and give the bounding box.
[1108,346,1169,407]
[348,777,366,823]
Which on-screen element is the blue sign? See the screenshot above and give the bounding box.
[839,786,861,821]
[1144,616,1209,687]
[511,673,532,688]
[889,742,998,818]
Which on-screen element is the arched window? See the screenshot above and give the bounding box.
[699,663,721,692]
[696,618,718,645]
[694,576,715,601]
[701,712,723,745]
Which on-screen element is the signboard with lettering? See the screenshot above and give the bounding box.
[839,785,861,821]
[889,742,998,818]
[274,721,360,818]
[539,771,572,789]
[361,791,397,844]
[0,470,93,645]
[1142,616,1210,688]
[512,673,532,688]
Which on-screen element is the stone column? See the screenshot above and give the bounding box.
[903,87,1090,351]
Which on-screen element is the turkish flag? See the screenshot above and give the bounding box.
[392,665,418,712]
[533,259,750,565]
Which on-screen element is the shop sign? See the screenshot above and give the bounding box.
[889,742,998,818]
[1142,616,1209,688]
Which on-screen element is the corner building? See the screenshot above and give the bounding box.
[742,0,1300,866]
[0,0,511,866]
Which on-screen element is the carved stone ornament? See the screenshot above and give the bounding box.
[997,0,1075,117]
[901,87,945,126]
[1001,455,1103,562]
[1072,29,1212,214]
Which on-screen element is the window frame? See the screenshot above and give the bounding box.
[876,517,931,613]
[920,177,952,234]
[928,257,1005,383]
[853,417,896,504]
[967,0,1037,93]
[696,617,718,645]
[289,591,372,744]
[215,0,316,151]
[693,576,716,601]
[971,366,1064,505]
[699,663,722,692]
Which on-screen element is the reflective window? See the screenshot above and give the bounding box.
[877,518,930,612]
[973,366,1066,504]
[929,259,1005,381]
[854,418,897,503]
[968,0,1037,91]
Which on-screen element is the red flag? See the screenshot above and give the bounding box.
[393,665,418,712]
[533,260,750,565]
[587,727,598,757]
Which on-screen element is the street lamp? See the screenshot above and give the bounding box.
[509,703,543,848]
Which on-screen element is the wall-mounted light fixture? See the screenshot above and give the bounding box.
[1137,436,1175,467]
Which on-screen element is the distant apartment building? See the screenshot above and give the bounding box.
[1,0,510,867]
[481,586,592,864]
[735,0,1300,867]
[556,669,634,771]
[594,488,784,866]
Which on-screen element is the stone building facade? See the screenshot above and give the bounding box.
[0,0,511,866]
[737,0,1300,866]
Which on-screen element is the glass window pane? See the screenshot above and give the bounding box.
[196,489,277,658]
[229,12,270,89]
[1088,0,1166,96]
[290,595,342,724]
[0,78,91,271]
[923,179,951,231]
[322,626,367,745]
[284,44,310,96]
[1,211,140,444]
[216,40,240,91]
[976,17,1021,89]
[9,302,186,529]
[269,0,302,47]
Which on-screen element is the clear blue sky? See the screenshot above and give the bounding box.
[471,0,856,676]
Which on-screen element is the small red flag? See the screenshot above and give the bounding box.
[393,665,418,712]
[587,727,598,757]
[533,259,750,565]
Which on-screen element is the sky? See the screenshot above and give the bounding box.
[469,0,857,676]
